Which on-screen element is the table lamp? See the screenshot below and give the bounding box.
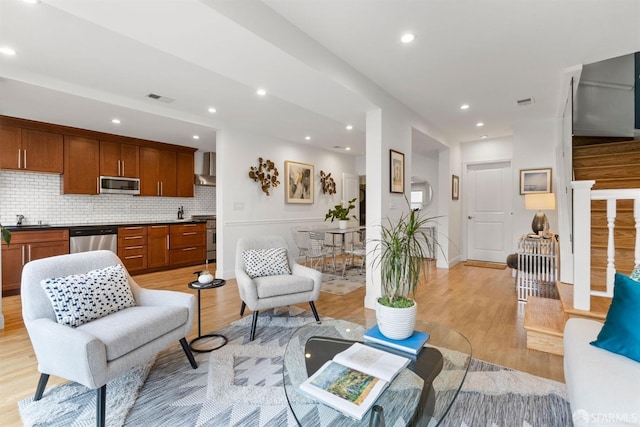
[525,193,556,234]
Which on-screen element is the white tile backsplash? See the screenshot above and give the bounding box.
[0,171,215,226]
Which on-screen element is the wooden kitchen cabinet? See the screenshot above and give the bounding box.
[176,152,194,197]
[140,147,177,197]
[1,229,69,297]
[100,141,140,178]
[0,125,63,173]
[169,223,206,266]
[147,225,170,268]
[63,135,100,194]
[117,226,147,272]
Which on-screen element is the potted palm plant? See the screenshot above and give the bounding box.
[374,203,439,340]
[325,197,358,229]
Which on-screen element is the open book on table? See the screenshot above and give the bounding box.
[298,342,410,420]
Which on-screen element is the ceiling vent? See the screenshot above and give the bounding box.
[517,97,535,106]
[146,93,175,103]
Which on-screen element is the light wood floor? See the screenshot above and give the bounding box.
[0,261,564,426]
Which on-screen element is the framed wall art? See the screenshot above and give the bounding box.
[390,149,404,194]
[285,160,314,204]
[520,168,552,194]
[452,175,459,200]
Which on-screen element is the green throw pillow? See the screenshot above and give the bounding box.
[590,273,640,362]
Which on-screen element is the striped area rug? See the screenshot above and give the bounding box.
[19,307,572,426]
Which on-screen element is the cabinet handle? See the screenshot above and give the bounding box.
[125,255,143,259]
[124,226,143,230]
[183,232,197,236]
[28,244,31,262]
[127,245,144,249]
[23,150,27,169]
[160,181,163,196]
[17,148,21,169]
[118,160,121,176]
[96,177,100,194]
[122,160,125,176]
[125,236,143,240]
[166,235,170,249]
[182,247,197,251]
[21,245,25,265]
[150,225,167,229]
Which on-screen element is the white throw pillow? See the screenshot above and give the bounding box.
[40,264,136,327]
[242,247,292,279]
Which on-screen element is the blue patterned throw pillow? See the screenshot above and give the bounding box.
[242,247,292,279]
[41,264,136,327]
[629,264,640,282]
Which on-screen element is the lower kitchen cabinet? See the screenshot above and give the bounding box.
[117,226,147,272]
[1,229,69,297]
[169,223,206,266]
[147,225,170,268]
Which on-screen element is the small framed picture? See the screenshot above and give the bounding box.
[520,168,552,194]
[452,175,459,200]
[390,149,404,194]
[285,160,314,204]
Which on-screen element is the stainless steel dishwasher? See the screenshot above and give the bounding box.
[69,225,118,254]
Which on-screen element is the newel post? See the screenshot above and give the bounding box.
[571,180,595,311]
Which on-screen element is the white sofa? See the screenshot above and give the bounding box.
[564,318,640,426]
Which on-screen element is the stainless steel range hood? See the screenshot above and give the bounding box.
[194,152,216,186]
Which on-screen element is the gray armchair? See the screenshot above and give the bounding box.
[235,235,322,341]
[21,250,197,427]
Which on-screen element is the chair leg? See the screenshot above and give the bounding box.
[34,373,49,401]
[179,337,198,369]
[309,301,321,324]
[250,311,259,341]
[240,301,246,316]
[96,385,106,427]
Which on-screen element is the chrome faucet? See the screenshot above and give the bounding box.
[177,206,184,220]
[16,214,25,226]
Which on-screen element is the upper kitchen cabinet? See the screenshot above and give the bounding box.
[0,125,63,173]
[176,152,195,197]
[100,140,140,178]
[140,147,177,197]
[63,135,100,194]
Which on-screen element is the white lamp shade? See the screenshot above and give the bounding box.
[525,193,556,211]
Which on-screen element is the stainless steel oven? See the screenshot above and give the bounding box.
[192,215,216,261]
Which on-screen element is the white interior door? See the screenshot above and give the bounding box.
[343,173,359,226]
[466,162,512,263]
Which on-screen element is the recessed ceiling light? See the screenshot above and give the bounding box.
[22,0,40,4]
[256,88,267,96]
[400,33,415,44]
[460,104,470,110]
[208,107,216,113]
[476,122,484,127]
[345,147,351,151]
[193,135,200,140]
[0,47,16,56]
[111,119,120,124]
[481,135,488,139]
[305,136,311,141]
[346,125,353,130]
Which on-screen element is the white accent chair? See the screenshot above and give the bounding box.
[21,250,197,427]
[235,235,322,341]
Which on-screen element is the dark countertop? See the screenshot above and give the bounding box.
[4,219,209,232]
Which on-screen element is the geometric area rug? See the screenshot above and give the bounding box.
[19,307,572,427]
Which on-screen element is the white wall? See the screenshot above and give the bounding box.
[216,127,358,279]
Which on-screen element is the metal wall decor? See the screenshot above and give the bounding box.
[248,157,280,195]
[320,170,336,195]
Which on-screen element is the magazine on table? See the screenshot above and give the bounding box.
[298,342,410,420]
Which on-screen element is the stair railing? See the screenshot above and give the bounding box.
[572,180,640,310]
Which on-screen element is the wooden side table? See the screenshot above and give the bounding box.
[188,278,227,352]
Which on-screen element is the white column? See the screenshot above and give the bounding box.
[571,180,595,310]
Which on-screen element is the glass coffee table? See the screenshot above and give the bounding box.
[283,319,471,426]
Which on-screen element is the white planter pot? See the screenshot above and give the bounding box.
[338,220,348,230]
[376,300,417,340]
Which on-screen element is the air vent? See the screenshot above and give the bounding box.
[517,97,535,106]
[146,93,175,103]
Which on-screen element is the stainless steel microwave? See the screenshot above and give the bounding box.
[99,176,140,195]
